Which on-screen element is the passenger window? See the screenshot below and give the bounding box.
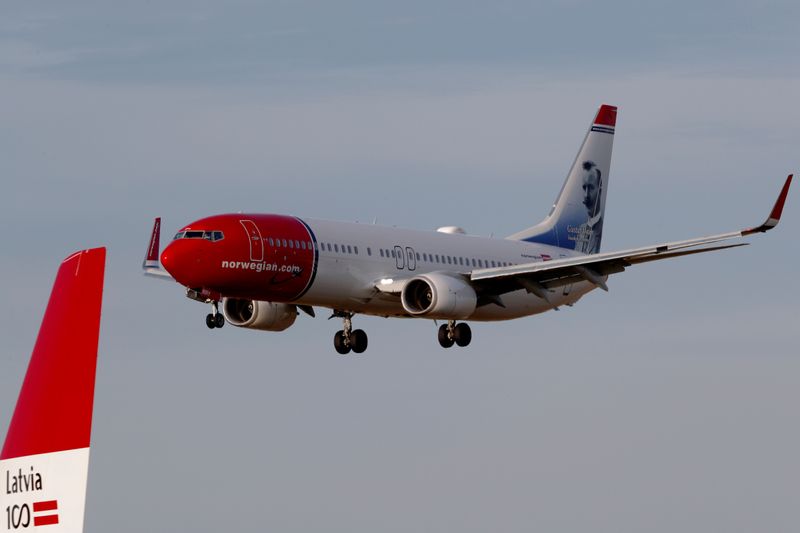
[347,245,352,254]
[268,238,274,247]
[289,240,294,248]
[334,244,339,253]
[367,247,372,256]
[300,241,306,250]
[471,258,476,267]
[416,252,421,260]
[380,249,384,257]
[354,246,359,254]
[391,250,396,258]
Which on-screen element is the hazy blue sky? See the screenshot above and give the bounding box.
[1,2,798,532]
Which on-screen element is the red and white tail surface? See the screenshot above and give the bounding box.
[1,248,105,532]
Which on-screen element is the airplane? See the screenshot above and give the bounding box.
[143,105,792,354]
[1,247,105,532]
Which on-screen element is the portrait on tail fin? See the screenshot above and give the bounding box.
[575,160,604,254]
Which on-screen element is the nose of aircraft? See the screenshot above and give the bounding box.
[161,240,203,287]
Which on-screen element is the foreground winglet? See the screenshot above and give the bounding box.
[742,174,793,235]
[143,217,174,280]
[1,247,106,532]
[144,217,161,268]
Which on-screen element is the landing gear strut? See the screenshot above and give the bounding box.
[206,301,225,329]
[438,321,471,348]
[332,311,368,354]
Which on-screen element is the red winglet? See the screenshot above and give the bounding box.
[742,174,793,235]
[145,217,161,264]
[1,248,105,460]
[769,174,792,221]
[594,104,617,127]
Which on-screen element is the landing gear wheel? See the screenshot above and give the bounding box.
[334,330,351,354]
[453,323,472,347]
[206,314,216,329]
[351,329,368,354]
[438,324,455,348]
[214,313,225,328]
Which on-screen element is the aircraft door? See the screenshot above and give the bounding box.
[394,245,405,269]
[406,247,416,271]
[240,220,264,261]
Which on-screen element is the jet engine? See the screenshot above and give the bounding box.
[400,273,477,319]
[222,298,297,331]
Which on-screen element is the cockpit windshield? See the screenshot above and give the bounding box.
[173,230,224,242]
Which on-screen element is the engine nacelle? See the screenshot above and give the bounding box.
[400,273,477,319]
[222,298,297,331]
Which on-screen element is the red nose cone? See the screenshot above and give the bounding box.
[160,248,172,271]
[160,241,202,286]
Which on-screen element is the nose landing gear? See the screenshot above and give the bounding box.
[206,301,225,329]
[438,320,471,348]
[332,311,368,354]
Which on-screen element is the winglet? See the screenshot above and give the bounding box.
[1,247,105,532]
[143,217,174,280]
[144,217,161,268]
[742,174,793,235]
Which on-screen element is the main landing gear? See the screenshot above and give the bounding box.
[438,320,471,348]
[332,312,368,354]
[206,301,225,329]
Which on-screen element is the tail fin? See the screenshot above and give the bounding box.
[508,104,617,254]
[1,247,105,532]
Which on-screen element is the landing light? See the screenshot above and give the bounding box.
[379,278,394,285]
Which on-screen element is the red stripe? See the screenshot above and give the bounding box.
[34,515,59,526]
[1,248,105,460]
[594,104,617,127]
[33,500,58,512]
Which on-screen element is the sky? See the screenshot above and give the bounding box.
[1,1,799,531]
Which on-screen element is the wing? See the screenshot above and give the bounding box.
[471,175,792,300]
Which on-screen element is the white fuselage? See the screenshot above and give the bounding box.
[299,218,596,320]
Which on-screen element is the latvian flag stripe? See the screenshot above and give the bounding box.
[591,125,615,134]
[34,515,59,526]
[33,500,59,526]
[33,500,58,512]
